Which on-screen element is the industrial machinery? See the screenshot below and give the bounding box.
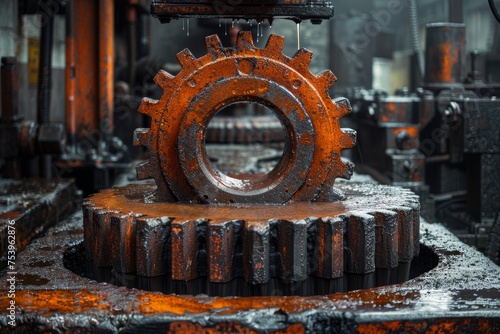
[348,20,500,253]
[1,0,500,333]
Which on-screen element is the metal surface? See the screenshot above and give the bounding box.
[0,179,76,270]
[99,0,114,139]
[423,23,466,88]
[1,209,500,332]
[82,181,419,283]
[67,0,117,159]
[134,32,355,203]
[0,58,65,179]
[205,115,285,144]
[150,0,335,24]
[0,57,22,179]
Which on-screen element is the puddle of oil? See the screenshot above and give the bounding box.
[27,260,55,268]
[17,274,50,286]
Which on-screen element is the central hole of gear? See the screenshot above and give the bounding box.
[205,101,286,179]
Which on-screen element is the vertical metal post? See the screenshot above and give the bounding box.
[65,0,76,152]
[1,57,21,179]
[448,0,463,23]
[73,0,99,147]
[37,7,54,178]
[99,0,114,141]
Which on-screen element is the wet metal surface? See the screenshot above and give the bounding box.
[150,0,335,24]
[0,179,75,270]
[1,210,499,332]
[82,181,420,283]
[423,23,465,88]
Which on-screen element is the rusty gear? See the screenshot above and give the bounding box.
[83,181,420,284]
[134,32,356,204]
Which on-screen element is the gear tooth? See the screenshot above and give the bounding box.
[205,34,223,51]
[340,128,357,149]
[388,206,415,262]
[278,219,308,283]
[315,216,345,279]
[208,220,237,282]
[93,209,119,267]
[368,210,398,269]
[244,220,270,284]
[263,34,285,57]
[333,97,352,117]
[153,70,174,89]
[345,211,376,274]
[171,219,200,281]
[339,158,355,180]
[135,161,152,180]
[316,70,337,91]
[236,31,255,52]
[138,97,158,117]
[136,216,171,277]
[133,128,151,147]
[289,48,313,73]
[176,48,196,68]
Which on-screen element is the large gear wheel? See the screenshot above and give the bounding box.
[83,181,420,284]
[134,31,356,204]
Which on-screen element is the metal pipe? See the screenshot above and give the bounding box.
[99,0,114,140]
[37,6,54,178]
[127,0,138,86]
[424,23,466,85]
[73,0,99,146]
[448,0,463,23]
[1,57,21,179]
[1,57,19,125]
[37,10,54,125]
[65,0,76,152]
[409,0,424,78]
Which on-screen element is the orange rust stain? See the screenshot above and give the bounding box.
[429,41,460,83]
[167,322,304,334]
[438,43,454,82]
[317,222,325,273]
[0,290,109,315]
[394,127,418,138]
[88,186,348,223]
[356,318,496,334]
[0,212,20,219]
[139,294,213,315]
[298,132,313,146]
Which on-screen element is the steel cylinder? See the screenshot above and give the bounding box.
[424,22,465,85]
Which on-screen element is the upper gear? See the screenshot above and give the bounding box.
[134,31,356,204]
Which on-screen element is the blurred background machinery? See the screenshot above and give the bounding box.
[1,0,500,332]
